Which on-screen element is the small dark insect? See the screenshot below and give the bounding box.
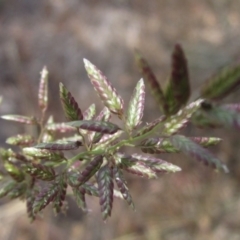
[201,101,212,110]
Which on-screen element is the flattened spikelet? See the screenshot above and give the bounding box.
[60,82,83,121]
[97,165,114,220]
[126,79,145,131]
[84,59,124,116]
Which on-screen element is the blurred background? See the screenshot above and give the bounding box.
[1,0,240,239]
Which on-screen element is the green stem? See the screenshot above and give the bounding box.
[37,110,47,143]
[121,113,131,138]
[67,119,166,167]
[67,149,103,167]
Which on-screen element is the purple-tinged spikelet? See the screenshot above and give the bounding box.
[97,165,114,220]
[77,155,103,186]
[67,120,121,134]
[113,167,134,209]
[59,82,83,121]
[84,59,124,116]
[126,78,145,132]
[135,50,166,113]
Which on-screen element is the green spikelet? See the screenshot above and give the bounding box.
[4,162,25,182]
[170,135,229,173]
[126,78,145,132]
[59,82,83,121]
[201,65,240,100]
